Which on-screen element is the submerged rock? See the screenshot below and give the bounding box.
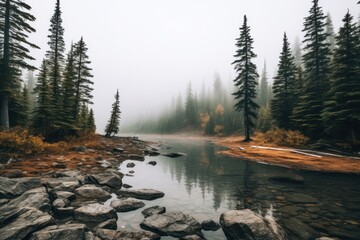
[29,223,86,240]
[162,152,187,158]
[74,203,117,223]
[140,211,202,238]
[110,198,145,212]
[142,206,166,218]
[220,209,278,240]
[117,188,164,200]
[95,228,160,240]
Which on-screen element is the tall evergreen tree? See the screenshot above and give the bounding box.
[322,11,360,140]
[258,60,269,107]
[46,0,65,125]
[325,12,336,54]
[0,0,39,129]
[292,35,302,67]
[73,37,94,122]
[185,82,198,127]
[232,15,259,141]
[32,60,53,132]
[105,89,121,137]
[87,108,96,134]
[292,0,331,138]
[271,33,297,129]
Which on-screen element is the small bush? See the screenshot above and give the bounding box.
[260,128,309,147]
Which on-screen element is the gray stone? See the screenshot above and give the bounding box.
[140,211,202,238]
[201,219,220,231]
[283,218,319,239]
[55,191,76,201]
[126,162,136,168]
[53,198,69,208]
[110,197,145,212]
[43,178,80,192]
[180,235,205,240]
[0,208,54,240]
[95,219,117,230]
[220,209,278,240]
[75,185,111,201]
[74,203,117,223]
[117,188,164,200]
[122,183,132,189]
[92,171,123,189]
[142,206,166,218]
[0,177,41,198]
[29,223,86,240]
[148,161,157,166]
[95,228,160,240]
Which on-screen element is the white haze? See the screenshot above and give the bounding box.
[26,0,359,133]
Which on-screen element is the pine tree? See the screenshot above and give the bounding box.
[292,35,302,67]
[73,37,94,122]
[271,33,297,129]
[258,60,269,107]
[0,0,39,129]
[185,82,198,127]
[322,11,360,140]
[232,15,259,141]
[87,108,96,134]
[325,12,336,54]
[25,70,36,120]
[46,0,65,125]
[105,89,121,137]
[292,0,331,138]
[32,60,53,132]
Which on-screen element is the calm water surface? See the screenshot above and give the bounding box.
[113,136,360,240]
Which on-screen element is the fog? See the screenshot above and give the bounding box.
[26,0,358,133]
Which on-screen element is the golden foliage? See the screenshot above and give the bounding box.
[214,124,224,136]
[215,104,224,116]
[258,128,309,147]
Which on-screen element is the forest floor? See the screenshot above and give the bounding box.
[214,135,360,174]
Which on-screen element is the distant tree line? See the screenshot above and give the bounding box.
[0,0,97,140]
[127,0,360,147]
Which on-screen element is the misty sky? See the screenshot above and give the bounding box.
[26,0,359,133]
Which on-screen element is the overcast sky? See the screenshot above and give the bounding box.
[26,0,359,133]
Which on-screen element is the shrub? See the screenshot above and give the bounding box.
[260,128,309,147]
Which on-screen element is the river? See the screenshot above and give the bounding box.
[113,136,360,239]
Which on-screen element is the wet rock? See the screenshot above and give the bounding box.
[140,211,202,238]
[29,223,86,240]
[0,176,41,198]
[110,197,145,212]
[148,161,157,166]
[117,188,165,200]
[0,208,54,240]
[95,219,117,230]
[284,218,319,239]
[74,203,117,223]
[53,198,69,208]
[55,191,76,201]
[75,185,111,201]
[220,209,278,240]
[128,154,145,161]
[201,219,221,231]
[162,152,187,158]
[122,183,132,189]
[287,193,318,204]
[142,206,166,218]
[95,228,160,240]
[112,147,125,153]
[126,162,136,168]
[91,171,123,189]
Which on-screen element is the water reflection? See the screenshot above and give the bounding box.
[119,137,360,239]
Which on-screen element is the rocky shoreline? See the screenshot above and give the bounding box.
[0,136,341,240]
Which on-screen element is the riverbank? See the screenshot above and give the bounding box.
[214,135,360,174]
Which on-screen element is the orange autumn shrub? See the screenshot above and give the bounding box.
[260,128,309,147]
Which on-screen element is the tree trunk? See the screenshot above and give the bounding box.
[0,95,10,130]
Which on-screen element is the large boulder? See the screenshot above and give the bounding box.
[142,206,166,218]
[117,188,164,200]
[0,208,54,240]
[110,198,145,212]
[74,203,117,223]
[29,223,86,240]
[220,209,278,240]
[42,178,80,192]
[140,211,202,238]
[0,177,41,198]
[95,228,160,240]
[85,171,123,189]
[75,185,111,201]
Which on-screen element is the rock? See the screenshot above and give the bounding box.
[112,147,125,153]
[142,206,166,218]
[126,162,136,168]
[117,188,165,200]
[122,184,132,189]
[95,228,160,240]
[220,209,278,240]
[0,176,41,198]
[110,197,145,212]
[92,171,123,189]
[180,235,205,240]
[286,193,318,204]
[0,187,50,211]
[148,161,157,166]
[162,152,187,158]
[74,203,117,223]
[53,198,69,208]
[140,211,202,238]
[75,185,111,201]
[269,173,304,184]
[43,178,80,192]
[84,231,98,240]
[144,149,160,157]
[71,146,87,152]
[283,218,319,239]
[0,208,54,240]
[29,223,86,240]
[55,191,76,201]
[128,154,145,161]
[95,219,117,230]
[54,207,75,218]
[52,162,67,169]
[201,219,220,231]
[2,169,24,178]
